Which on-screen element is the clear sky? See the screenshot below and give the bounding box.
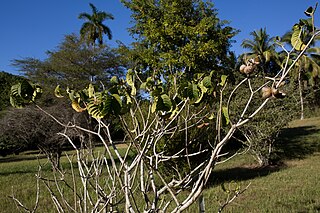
[0,0,319,75]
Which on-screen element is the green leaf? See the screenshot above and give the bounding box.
[160,94,172,111]
[88,84,95,98]
[68,90,77,102]
[202,76,212,88]
[54,85,64,98]
[151,97,158,113]
[208,112,214,120]
[195,82,208,104]
[220,75,228,87]
[18,80,35,101]
[126,69,136,96]
[87,101,105,119]
[140,82,147,90]
[10,94,25,109]
[110,76,119,84]
[151,87,162,97]
[112,94,122,108]
[263,51,271,62]
[125,92,132,105]
[109,94,122,115]
[184,83,199,100]
[10,81,42,108]
[222,106,230,125]
[291,24,306,51]
[32,85,42,101]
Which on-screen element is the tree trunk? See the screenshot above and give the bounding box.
[198,195,205,213]
[298,69,304,120]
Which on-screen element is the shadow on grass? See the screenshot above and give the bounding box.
[0,154,47,163]
[274,125,320,160]
[209,163,286,186]
[208,124,320,185]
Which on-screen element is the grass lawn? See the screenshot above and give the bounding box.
[1,117,320,212]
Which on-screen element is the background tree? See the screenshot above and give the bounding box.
[281,17,320,119]
[12,34,124,90]
[241,28,279,74]
[121,0,238,76]
[229,77,299,166]
[78,3,114,46]
[0,101,85,169]
[120,0,238,174]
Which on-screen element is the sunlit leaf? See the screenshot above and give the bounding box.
[110,76,119,84]
[208,112,214,120]
[54,85,64,98]
[126,69,136,96]
[222,106,230,125]
[202,76,212,88]
[291,24,306,51]
[72,100,86,112]
[151,97,158,113]
[220,75,228,86]
[88,84,95,98]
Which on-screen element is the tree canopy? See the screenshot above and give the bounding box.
[12,34,124,90]
[121,0,238,76]
[78,3,114,46]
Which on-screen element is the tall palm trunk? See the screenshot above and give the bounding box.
[298,67,304,120]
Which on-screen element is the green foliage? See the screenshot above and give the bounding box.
[12,34,125,90]
[240,28,279,74]
[121,0,238,75]
[291,24,307,51]
[229,77,298,166]
[0,72,24,111]
[10,80,42,108]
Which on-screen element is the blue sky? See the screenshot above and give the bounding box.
[0,0,319,75]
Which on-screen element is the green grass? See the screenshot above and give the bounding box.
[1,118,320,212]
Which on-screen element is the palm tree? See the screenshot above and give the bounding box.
[241,28,278,73]
[78,3,114,46]
[282,24,320,119]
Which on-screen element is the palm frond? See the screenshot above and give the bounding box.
[89,3,98,14]
[78,13,92,21]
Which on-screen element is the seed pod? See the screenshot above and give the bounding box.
[273,90,286,98]
[197,122,210,128]
[239,64,246,73]
[243,65,254,74]
[261,87,286,99]
[262,87,272,99]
